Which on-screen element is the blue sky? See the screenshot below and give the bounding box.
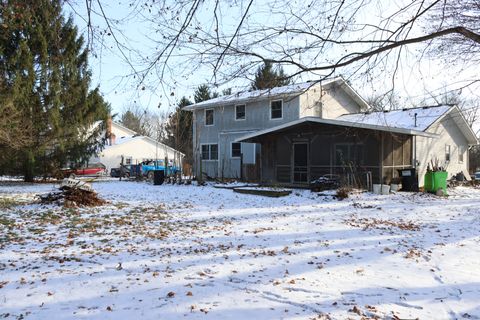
[65,0,479,134]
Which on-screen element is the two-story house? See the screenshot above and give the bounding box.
[185,77,478,186]
[184,77,370,180]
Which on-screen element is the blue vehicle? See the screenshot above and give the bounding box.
[474,171,480,181]
[133,160,180,180]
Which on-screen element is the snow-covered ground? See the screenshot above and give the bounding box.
[0,180,479,319]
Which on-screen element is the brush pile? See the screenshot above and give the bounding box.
[39,178,106,207]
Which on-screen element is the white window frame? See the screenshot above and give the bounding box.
[200,143,218,161]
[231,142,242,158]
[235,104,246,121]
[270,99,283,120]
[205,108,214,126]
[445,144,451,163]
[458,145,465,163]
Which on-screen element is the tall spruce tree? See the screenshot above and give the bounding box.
[194,84,218,103]
[0,0,110,181]
[251,61,291,90]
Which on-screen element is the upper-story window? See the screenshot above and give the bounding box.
[205,109,214,126]
[270,100,283,119]
[235,104,246,120]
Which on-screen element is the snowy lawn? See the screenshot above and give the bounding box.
[0,180,479,319]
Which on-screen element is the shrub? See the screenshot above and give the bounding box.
[336,187,350,200]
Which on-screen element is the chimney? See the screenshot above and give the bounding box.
[106,116,113,145]
[110,132,116,145]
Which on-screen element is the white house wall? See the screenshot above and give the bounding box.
[299,83,322,117]
[321,85,362,119]
[415,114,470,186]
[99,137,181,172]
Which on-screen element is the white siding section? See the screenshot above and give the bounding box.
[321,86,362,119]
[99,137,182,171]
[415,114,471,186]
[299,83,322,118]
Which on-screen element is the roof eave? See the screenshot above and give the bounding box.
[236,117,436,143]
[184,91,307,111]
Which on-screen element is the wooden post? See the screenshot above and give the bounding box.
[240,153,244,182]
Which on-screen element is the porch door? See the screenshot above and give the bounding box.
[293,143,308,183]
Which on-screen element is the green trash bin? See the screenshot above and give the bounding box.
[424,171,447,194]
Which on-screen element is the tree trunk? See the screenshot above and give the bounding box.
[23,149,35,182]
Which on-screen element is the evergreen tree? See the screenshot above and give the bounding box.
[194,84,219,103]
[120,110,147,136]
[161,97,193,164]
[251,61,291,90]
[0,0,110,181]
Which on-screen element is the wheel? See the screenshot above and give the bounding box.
[147,171,154,181]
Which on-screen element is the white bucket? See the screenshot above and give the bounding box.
[381,184,391,195]
[390,184,400,192]
[372,184,381,194]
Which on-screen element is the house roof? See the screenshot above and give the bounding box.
[237,105,479,145]
[105,135,186,156]
[112,121,138,136]
[337,105,452,132]
[337,105,478,145]
[237,116,436,143]
[183,76,370,110]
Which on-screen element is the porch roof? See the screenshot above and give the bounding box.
[236,116,437,143]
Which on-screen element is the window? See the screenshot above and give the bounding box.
[235,105,246,120]
[205,109,214,126]
[125,157,132,165]
[458,146,465,163]
[201,144,218,160]
[270,100,283,119]
[231,142,242,158]
[445,145,451,162]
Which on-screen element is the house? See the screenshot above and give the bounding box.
[238,106,478,186]
[91,119,184,173]
[186,77,478,186]
[184,77,369,180]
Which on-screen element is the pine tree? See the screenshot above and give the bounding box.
[0,0,110,181]
[121,110,146,136]
[251,61,291,90]
[194,84,219,103]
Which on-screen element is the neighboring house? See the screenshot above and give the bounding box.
[184,77,369,179]
[91,119,184,173]
[186,77,478,186]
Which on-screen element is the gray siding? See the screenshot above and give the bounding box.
[193,96,300,179]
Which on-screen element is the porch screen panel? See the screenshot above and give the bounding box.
[276,136,291,165]
[403,137,412,165]
[393,135,403,166]
[383,135,393,166]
